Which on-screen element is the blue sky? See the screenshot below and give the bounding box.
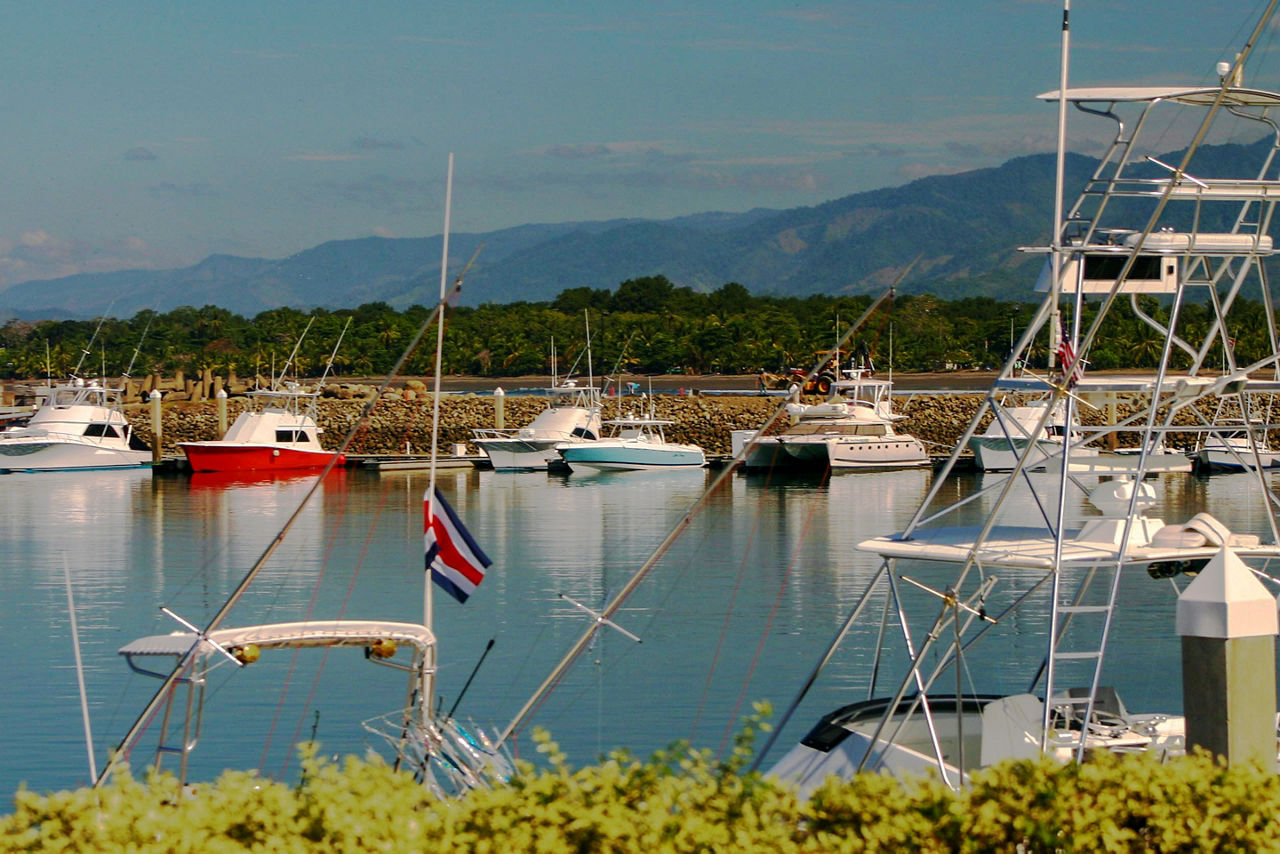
[0,1,1274,289]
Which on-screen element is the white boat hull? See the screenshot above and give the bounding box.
[0,438,150,472]
[1195,446,1280,472]
[744,436,930,471]
[476,438,572,471]
[770,692,1184,800]
[827,436,931,469]
[967,436,1094,471]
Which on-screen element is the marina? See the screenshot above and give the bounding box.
[7,5,1280,824]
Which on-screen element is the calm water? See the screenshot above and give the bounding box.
[1,463,1274,793]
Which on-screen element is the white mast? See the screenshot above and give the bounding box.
[1048,0,1070,369]
[64,557,96,784]
[426,153,454,638]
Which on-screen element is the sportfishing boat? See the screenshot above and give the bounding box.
[742,368,929,471]
[473,378,603,471]
[97,155,509,797]
[178,382,344,473]
[0,378,151,473]
[967,399,1093,472]
[558,409,705,472]
[761,12,1280,793]
[970,396,1192,474]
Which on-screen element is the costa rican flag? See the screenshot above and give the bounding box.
[425,487,491,604]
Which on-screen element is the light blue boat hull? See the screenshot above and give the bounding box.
[560,441,705,471]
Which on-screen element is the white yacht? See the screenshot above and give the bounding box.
[742,368,929,471]
[0,378,151,472]
[762,29,1280,792]
[473,379,603,471]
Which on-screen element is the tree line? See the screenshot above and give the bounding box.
[0,275,1250,381]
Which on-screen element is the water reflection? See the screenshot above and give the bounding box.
[2,465,1277,790]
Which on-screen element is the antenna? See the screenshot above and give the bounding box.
[584,309,594,394]
[63,557,97,784]
[317,317,353,387]
[121,312,157,385]
[72,300,116,381]
[274,316,315,389]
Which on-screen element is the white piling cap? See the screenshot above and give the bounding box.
[1176,547,1279,639]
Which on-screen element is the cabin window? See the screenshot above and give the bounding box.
[83,423,121,439]
[1083,254,1165,283]
[275,429,307,443]
[571,427,597,440]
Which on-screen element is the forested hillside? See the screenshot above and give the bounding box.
[0,276,1249,380]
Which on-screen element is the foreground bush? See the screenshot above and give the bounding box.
[4,732,1280,851]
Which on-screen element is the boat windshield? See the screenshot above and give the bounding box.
[786,423,887,436]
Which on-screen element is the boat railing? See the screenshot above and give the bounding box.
[7,426,125,445]
[247,383,322,419]
[46,381,127,409]
[831,378,898,421]
[545,383,603,412]
[601,415,673,440]
[471,427,519,440]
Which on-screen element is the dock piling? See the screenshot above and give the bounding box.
[1176,546,1279,769]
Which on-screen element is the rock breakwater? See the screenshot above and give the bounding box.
[123,389,1242,458]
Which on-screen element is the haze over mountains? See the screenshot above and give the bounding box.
[1,139,1270,321]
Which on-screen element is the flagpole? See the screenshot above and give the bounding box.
[426,153,454,643]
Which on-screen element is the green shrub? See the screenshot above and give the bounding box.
[5,729,1280,852]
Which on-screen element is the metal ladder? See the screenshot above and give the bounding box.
[1041,558,1125,757]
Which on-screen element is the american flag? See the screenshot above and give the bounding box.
[425,487,492,604]
[1056,319,1085,388]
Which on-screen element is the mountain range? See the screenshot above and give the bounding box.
[1,138,1270,320]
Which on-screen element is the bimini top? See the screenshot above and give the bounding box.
[119,619,436,660]
[1037,86,1280,107]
